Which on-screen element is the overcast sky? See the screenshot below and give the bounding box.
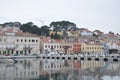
[0,0,120,33]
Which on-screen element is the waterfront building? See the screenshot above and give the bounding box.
[40,37,73,54]
[0,27,40,55]
[73,42,81,54]
[59,42,73,54]
[40,37,61,53]
[107,42,120,54]
[81,41,104,54]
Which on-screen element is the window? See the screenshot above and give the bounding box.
[36,72,37,75]
[28,71,30,76]
[21,39,23,42]
[29,40,31,42]
[17,39,19,42]
[45,65,47,68]
[36,40,38,42]
[16,72,18,76]
[51,45,53,49]
[32,40,35,42]
[54,65,56,68]
[90,47,91,49]
[24,72,26,76]
[25,39,27,42]
[83,47,84,50]
[4,39,6,41]
[31,71,34,75]
[48,45,50,48]
[48,65,50,68]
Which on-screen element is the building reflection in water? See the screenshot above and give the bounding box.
[0,59,40,80]
[0,59,120,80]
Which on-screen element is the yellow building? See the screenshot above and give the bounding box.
[81,42,104,54]
[59,42,73,54]
[49,31,63,36]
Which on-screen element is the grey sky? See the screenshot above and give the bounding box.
[0,0,120,33]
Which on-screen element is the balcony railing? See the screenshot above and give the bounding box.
[23,47,32,50]
[6,47,15,50]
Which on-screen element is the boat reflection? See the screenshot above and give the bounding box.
[0,59,120,80]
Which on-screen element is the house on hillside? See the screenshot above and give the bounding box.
[93,30,104,37]
[80,29,93,36]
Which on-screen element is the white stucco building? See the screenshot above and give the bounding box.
[0,27,40,55]
[80,30,93,36]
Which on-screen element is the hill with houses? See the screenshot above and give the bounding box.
[0,21,120,55]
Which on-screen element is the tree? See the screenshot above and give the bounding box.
[50,20,76,32]
[20,22,41,35]
[109,31,114,35]
[0,22,21,27]
[40,25,50,36]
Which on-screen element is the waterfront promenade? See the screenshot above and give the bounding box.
[0,55,120,62]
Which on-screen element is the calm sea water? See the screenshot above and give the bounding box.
[0,58,120,80]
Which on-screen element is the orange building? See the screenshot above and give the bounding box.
[73,42,81,54]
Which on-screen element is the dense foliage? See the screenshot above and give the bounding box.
[50,20,77,32]
[0,21,77,39]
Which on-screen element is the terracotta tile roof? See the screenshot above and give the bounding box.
[0,27,23,35]
[40,37,50,43]
[105,33,117,37]
[0,27,38,37]
[41,37,66,43]
[73,42,81,45]
[83,41,102,45]
[93,30,104,34]
[54,39,64,43]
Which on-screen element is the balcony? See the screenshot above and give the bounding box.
[6,47,15,50]
[23,46,32,50]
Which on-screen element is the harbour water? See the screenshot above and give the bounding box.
[0,58,120,80]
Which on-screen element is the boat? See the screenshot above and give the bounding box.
[0,59,15,63]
